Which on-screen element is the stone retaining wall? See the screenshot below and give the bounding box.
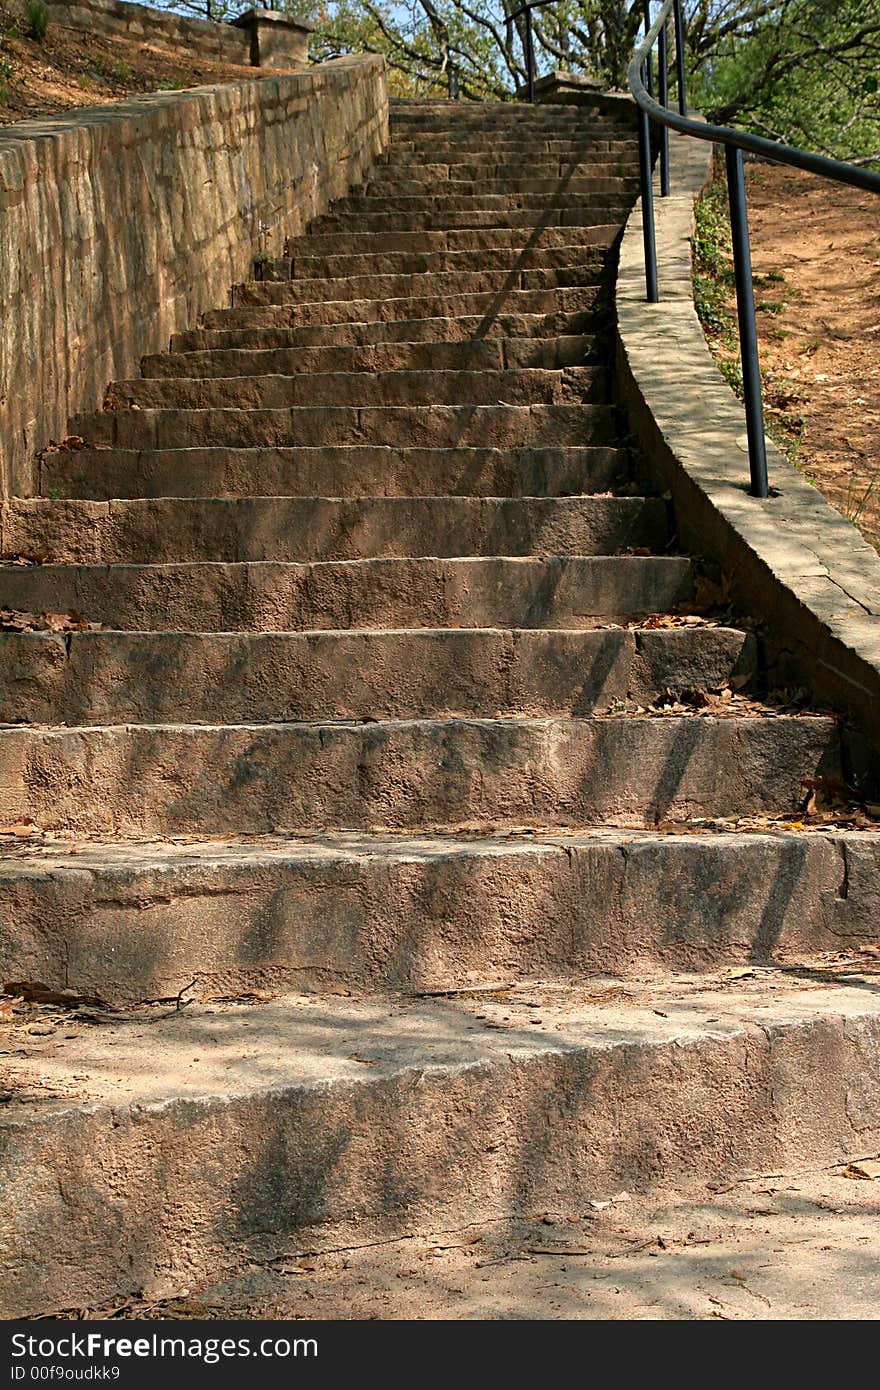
[0,54,388,497]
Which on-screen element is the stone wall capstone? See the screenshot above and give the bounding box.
[0,54,388,497]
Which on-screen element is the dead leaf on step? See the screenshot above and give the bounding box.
[3,981,113,1010]
[840,1160,880,1180]
[0,608,101,633]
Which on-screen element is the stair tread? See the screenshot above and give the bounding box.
[4,973,876,1114]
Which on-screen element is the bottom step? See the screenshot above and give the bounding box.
[3,970,880,1315]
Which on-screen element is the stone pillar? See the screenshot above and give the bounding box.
[233,7,314,70]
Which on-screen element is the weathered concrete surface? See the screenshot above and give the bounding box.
[1,830,877,1003]
[3,976,880,1317]
[70,402,615,451]
[0,556,696,630]
[0,715,841,836]
[40,445,627,502]
[616,132,880,757]
[3,495,664,564]
[0,55,387,496]
[124,1171,880,1320]
[0,625,754,722]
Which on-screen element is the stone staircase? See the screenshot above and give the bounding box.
[1,97,879,1317]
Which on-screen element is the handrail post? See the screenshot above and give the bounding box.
[658,10,670,195]
[638,104,659,302]
[642,1,653,97]
[673,0,687,116]
[725,146,769,498]
[525,7,535,102]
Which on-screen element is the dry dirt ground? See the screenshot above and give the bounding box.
[0,2,270,124]
[721,164,880,549]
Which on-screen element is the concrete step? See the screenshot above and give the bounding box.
[0,714,840,836]
[69,403,618,452]
[4,828,876,1004]
[0,625,751,725]
[141,336,597,380]
[389,109,633,131]
[230,264,611,308]
[329,192,629,214]
[286,225,623,255]
[4,495,666,565]
[0,556,695,631]
[360,175,635,199]
[41,445,628,501]
[3,971,876,1317]
[200,286,606,331]
[381,140,639,161]
[274,243,609,281]
[172,309,597,351]
[311,207,631,233]
[106,367,609,413]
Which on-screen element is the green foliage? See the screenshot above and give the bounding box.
[25,0,49,42]
[688,0,880,166]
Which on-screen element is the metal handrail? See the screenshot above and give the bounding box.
[509,0,879,497]
[631,0,880,498]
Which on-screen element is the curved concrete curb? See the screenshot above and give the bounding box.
[615,131,880,767]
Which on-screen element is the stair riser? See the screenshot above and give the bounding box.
[276,245,609,280]
[382,143,639,162]
[0,718,840,836]
[231,266,611,308]
[361,178,635,200]
[0,628,750,724]
[202,287,605,330]
[4,496,663,565]
[313,208,630,232]
[107,368,607,412]
[141,337,596,380]
[173,309,596,350]
[69,404,616,451]
[287,226,622,254]
[0,557,693,631]
[3,996,874,1318]
[4,832,875,1004]
[42,446,627,502]
[330,192,629,213]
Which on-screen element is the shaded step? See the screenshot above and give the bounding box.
[287,225,624,256]
[327,193,629,215]
[172,309,596,352]
[0,715,841,836]
[312,207,632,233]
[69,404,618,451]
[141,336,597,380]
[107,367,608,413]
[4,496,664,565]
[0,625,752,724]
[381,139,639,160]
[360,176,635,199]
[202,286,606,330]
[278,243,610,281]
[0,556,695,631]
[4,827,876,1003]
[42,445,627,502]
[6,974,873,1319]
[231,264,611,308]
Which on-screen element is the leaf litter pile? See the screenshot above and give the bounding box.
[0,608,101,633]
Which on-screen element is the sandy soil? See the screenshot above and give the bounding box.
[0,2,270,125]
[742,166,879,548]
